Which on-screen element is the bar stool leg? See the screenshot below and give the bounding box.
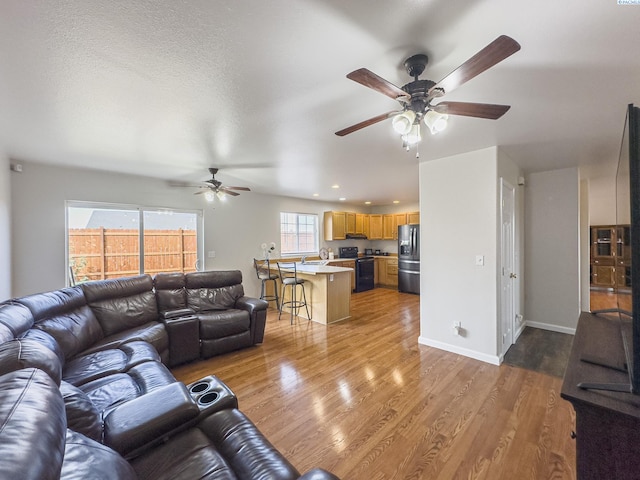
[271,278,279,310]
[301,283,311,320]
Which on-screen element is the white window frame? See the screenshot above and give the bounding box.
[65,201,204,285]
[279,212,319,256]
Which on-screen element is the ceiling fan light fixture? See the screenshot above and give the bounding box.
[204,190,215,202]
[404,123,421,145]
[216,190,227,201]
[392,110,416,135]
[424,110,448,135]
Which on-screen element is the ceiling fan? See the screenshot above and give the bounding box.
[172,168,250,201]
[335,35,521,148]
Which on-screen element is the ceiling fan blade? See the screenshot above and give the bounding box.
[224,186,251,191]
[429,35,521,96]
[335,111,401,136]
[432,101,511,119]
[194,190,206,195]
[347,68,410,102]
[219,188,240,196]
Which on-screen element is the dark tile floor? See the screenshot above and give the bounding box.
[503,327,574,378]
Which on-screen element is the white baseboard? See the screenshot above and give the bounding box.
[418,336,501,366]
[524,320,576,335]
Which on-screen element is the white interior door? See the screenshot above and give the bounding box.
[500,179,516,357]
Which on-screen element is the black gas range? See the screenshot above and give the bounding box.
[338,247,374,292]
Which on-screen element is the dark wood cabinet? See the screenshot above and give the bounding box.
[561,312,640,480]
[590,225,631,289]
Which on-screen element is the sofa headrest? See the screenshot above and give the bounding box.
[81,275,158,338]
[185,270,243,289]
[0,338,63,385]
[154,272,186,289]
[0,302,34,341]
[0,368,66,480]
[16,287,87,322]
[82,275,154,303]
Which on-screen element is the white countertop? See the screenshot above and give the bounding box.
[294,263,352,275]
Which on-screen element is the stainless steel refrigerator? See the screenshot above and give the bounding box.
[398,224,420,294]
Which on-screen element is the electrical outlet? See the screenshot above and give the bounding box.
[207,251,216,258]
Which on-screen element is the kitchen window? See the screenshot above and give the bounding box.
[66,202,203,285]
[280,212,318,255]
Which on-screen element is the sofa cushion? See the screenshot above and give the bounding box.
[60,381,103,442]
[154,272,188,312]
[0,338,63,385]
[82,275,158,337]
[79,321,169,360]
[62,340,160,386]
[78,360,175,412]
[0,368,66,480]
[18,288,105,360]
[0,302,34,342]
[131,428,237,480]
[199,310,250,339]
[61,429,137,480]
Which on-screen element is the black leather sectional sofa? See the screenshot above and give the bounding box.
[0,270,338,480]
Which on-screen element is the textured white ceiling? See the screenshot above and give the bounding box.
[1,0,640,205]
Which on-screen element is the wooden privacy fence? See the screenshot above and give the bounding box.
[69,228,197,283]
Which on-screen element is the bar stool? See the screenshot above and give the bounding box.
[277,261,311,324]
[253,258,279,309]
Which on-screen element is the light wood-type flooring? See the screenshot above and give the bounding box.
[172,288,576,479]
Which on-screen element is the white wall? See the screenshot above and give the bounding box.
[419,147,500,364]
[0,155,10,300]
[524,168,580,333]
[8,161,367,299]
[588,173,617,225]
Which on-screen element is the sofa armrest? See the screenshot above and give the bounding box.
[159,308,195,320]
[235,296,268,344]
[298,469,341,480]
[235,296,268,315]
[103,382,200,456]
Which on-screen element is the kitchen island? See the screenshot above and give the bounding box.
[271,263,353,325]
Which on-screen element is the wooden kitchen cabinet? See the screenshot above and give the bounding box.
[362,214,370,238]
[369,214,383,240]
[377,257,398,287]
[382,214,395,240]
[376,258,386,286]
[346,212,356,234]
[324,211,346,241]
[407,211,420,224]
[355,213,367,235]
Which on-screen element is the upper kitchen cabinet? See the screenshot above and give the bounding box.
[407,212,420,224]
[369,214,383,240]
[324,211,346,241]
[382,214,395,240]
[361,214,370,237]
[346,212,356,234]
[355,213,367,235]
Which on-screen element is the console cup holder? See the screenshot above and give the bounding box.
[189,382,210,395]
[198,391,219,405]
[185,375,238,413]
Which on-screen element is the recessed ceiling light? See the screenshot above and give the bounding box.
[364,201,371,205]
[312,193,319,197]
[332,184,340,189]
[339,197,346,201]
[393,200,400,204]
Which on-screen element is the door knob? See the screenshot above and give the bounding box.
[509,273,517,279]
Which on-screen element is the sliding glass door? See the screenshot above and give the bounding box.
[67,203,203,285]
